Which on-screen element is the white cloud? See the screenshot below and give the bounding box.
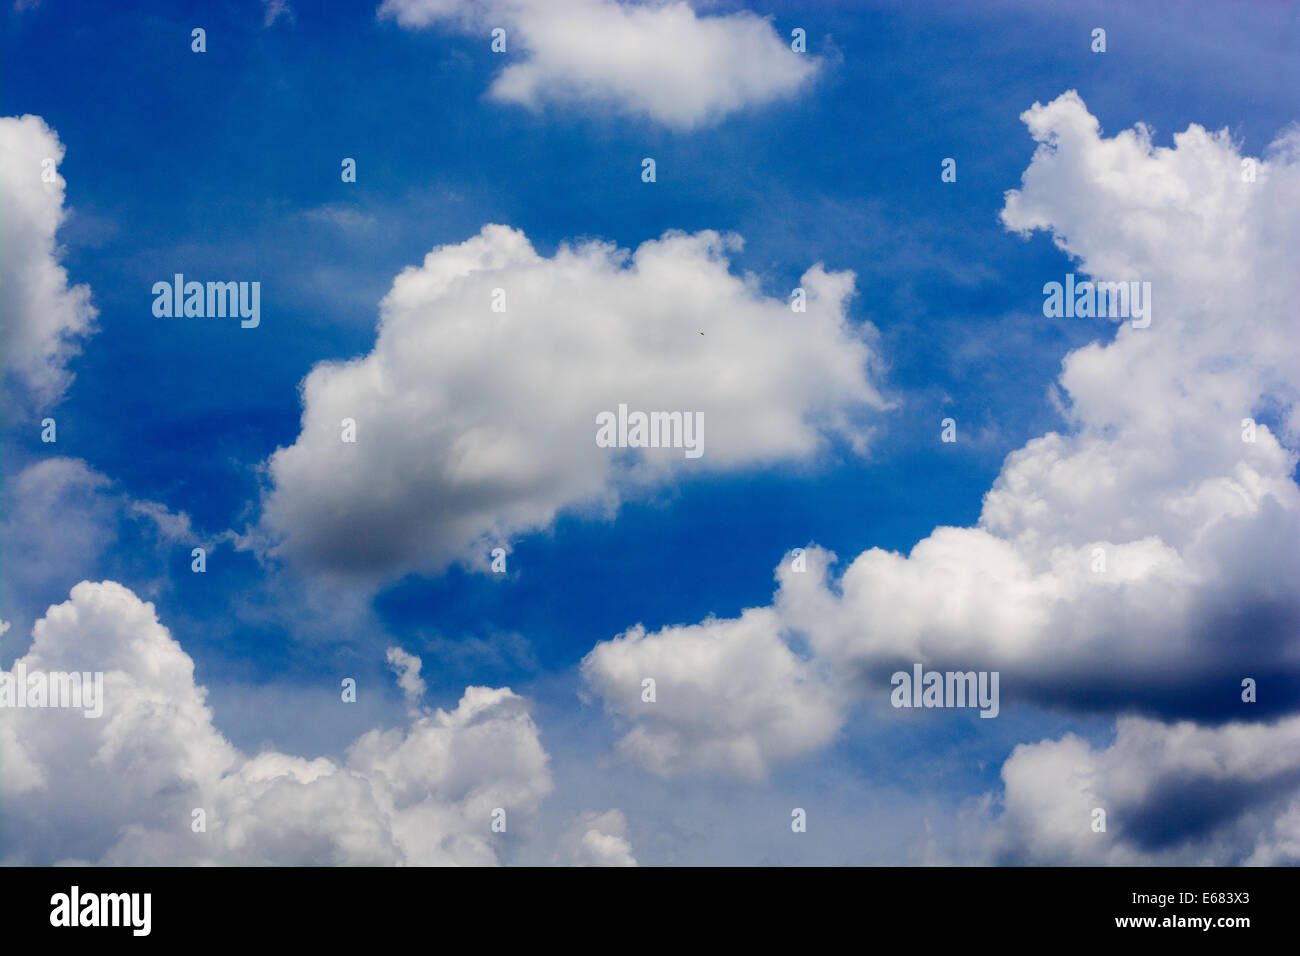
[580,608,842,780]
[301,203,377,232]
[258,224,887,581]
[386,645,427,703]
[988,715,1300,865]
[582,92,1300,779]
[377,0,819,128]
[0,581,556,865]
[555,809,637,866]
[0,115,97,407]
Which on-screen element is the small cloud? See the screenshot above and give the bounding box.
[378,0,819,129]
[555,810,637,867]
[128,499,195,544]
[301,204,377,232]
[262,0,294,28]
[385,646,427,703]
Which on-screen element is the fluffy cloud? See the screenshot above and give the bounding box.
[0,581,556,865]
[989,715,1300,865]
[259,225,886,580]
[583,92,1300,776]
[580,608,842,780]
[0,115,97,407]
[554,809,637,866]
[377,0,818,128]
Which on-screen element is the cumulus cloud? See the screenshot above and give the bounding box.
[987,715,1300,865]
[0,114,97,407]
[582,92,1300,777]
[0,581,554,865]
[580,608,842,780]
[377,0,818,128]
[554,809,637,866]
[259,224,887,581]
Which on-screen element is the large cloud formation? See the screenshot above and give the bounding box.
[260,225,887,580]
[0,581,628,865]
[378,0,818,128]
[0,115,96,408]
[582,92,1300,788]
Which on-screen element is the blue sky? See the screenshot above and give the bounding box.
[2,0,1299,865]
